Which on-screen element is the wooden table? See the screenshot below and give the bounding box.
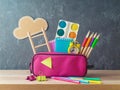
[0,70,120,90]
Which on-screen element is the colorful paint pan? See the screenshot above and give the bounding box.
[67,23,79,40]
[55,20,80,40]
[57,29,64,36]
[71,23,79,31]
[59,20,67,28]
[56,20,68,38]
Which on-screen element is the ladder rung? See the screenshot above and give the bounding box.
[35,43,47,49]
[32,33,44,38]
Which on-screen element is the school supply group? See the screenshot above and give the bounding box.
[13,17,101,84]
[28,20,100,78]
[15,18,101,83]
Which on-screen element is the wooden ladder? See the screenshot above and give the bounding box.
[27,28,51,54]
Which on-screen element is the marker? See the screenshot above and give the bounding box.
[68,77,83,81]
[85,32,97,56]
[80,31,90,54]
[81,32,94,55]
[89,80,102,84]
[86,34,100,58]
[79,80,89,84]
[51,77,80,84]
[83,77,101,81]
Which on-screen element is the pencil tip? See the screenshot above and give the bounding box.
[87,30,90,34]
[97,34,100,38]
[86,30,91,37]
[94,32,97,37]
[91,32,94,35]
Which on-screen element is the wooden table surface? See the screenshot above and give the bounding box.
[0,70,120,90]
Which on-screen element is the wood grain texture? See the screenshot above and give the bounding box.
[0,70,120,90]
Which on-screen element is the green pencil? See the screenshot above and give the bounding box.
[86,34,100,58]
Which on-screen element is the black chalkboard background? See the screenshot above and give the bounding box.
[0,0,120,69]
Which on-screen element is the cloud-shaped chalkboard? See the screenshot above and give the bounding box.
[13,16,48,39]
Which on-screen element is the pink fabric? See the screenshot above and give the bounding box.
[31,52,87,77]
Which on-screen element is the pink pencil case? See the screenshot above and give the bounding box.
[30,52,87,77]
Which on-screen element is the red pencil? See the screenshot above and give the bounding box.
[80,31,90,54]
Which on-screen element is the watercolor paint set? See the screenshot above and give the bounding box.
[55,20,80,40]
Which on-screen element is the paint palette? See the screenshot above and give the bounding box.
[55,20,80,40]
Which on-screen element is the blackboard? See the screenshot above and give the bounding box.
[0,0,120,69]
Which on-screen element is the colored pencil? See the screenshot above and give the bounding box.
[85,32,97,56]
[79,31,90,54]
[81,32,94,55]
[86,34,100,58]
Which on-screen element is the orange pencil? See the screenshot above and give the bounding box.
[81,32,94,55]
[86,34,100,58]
[85,32,97,56]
